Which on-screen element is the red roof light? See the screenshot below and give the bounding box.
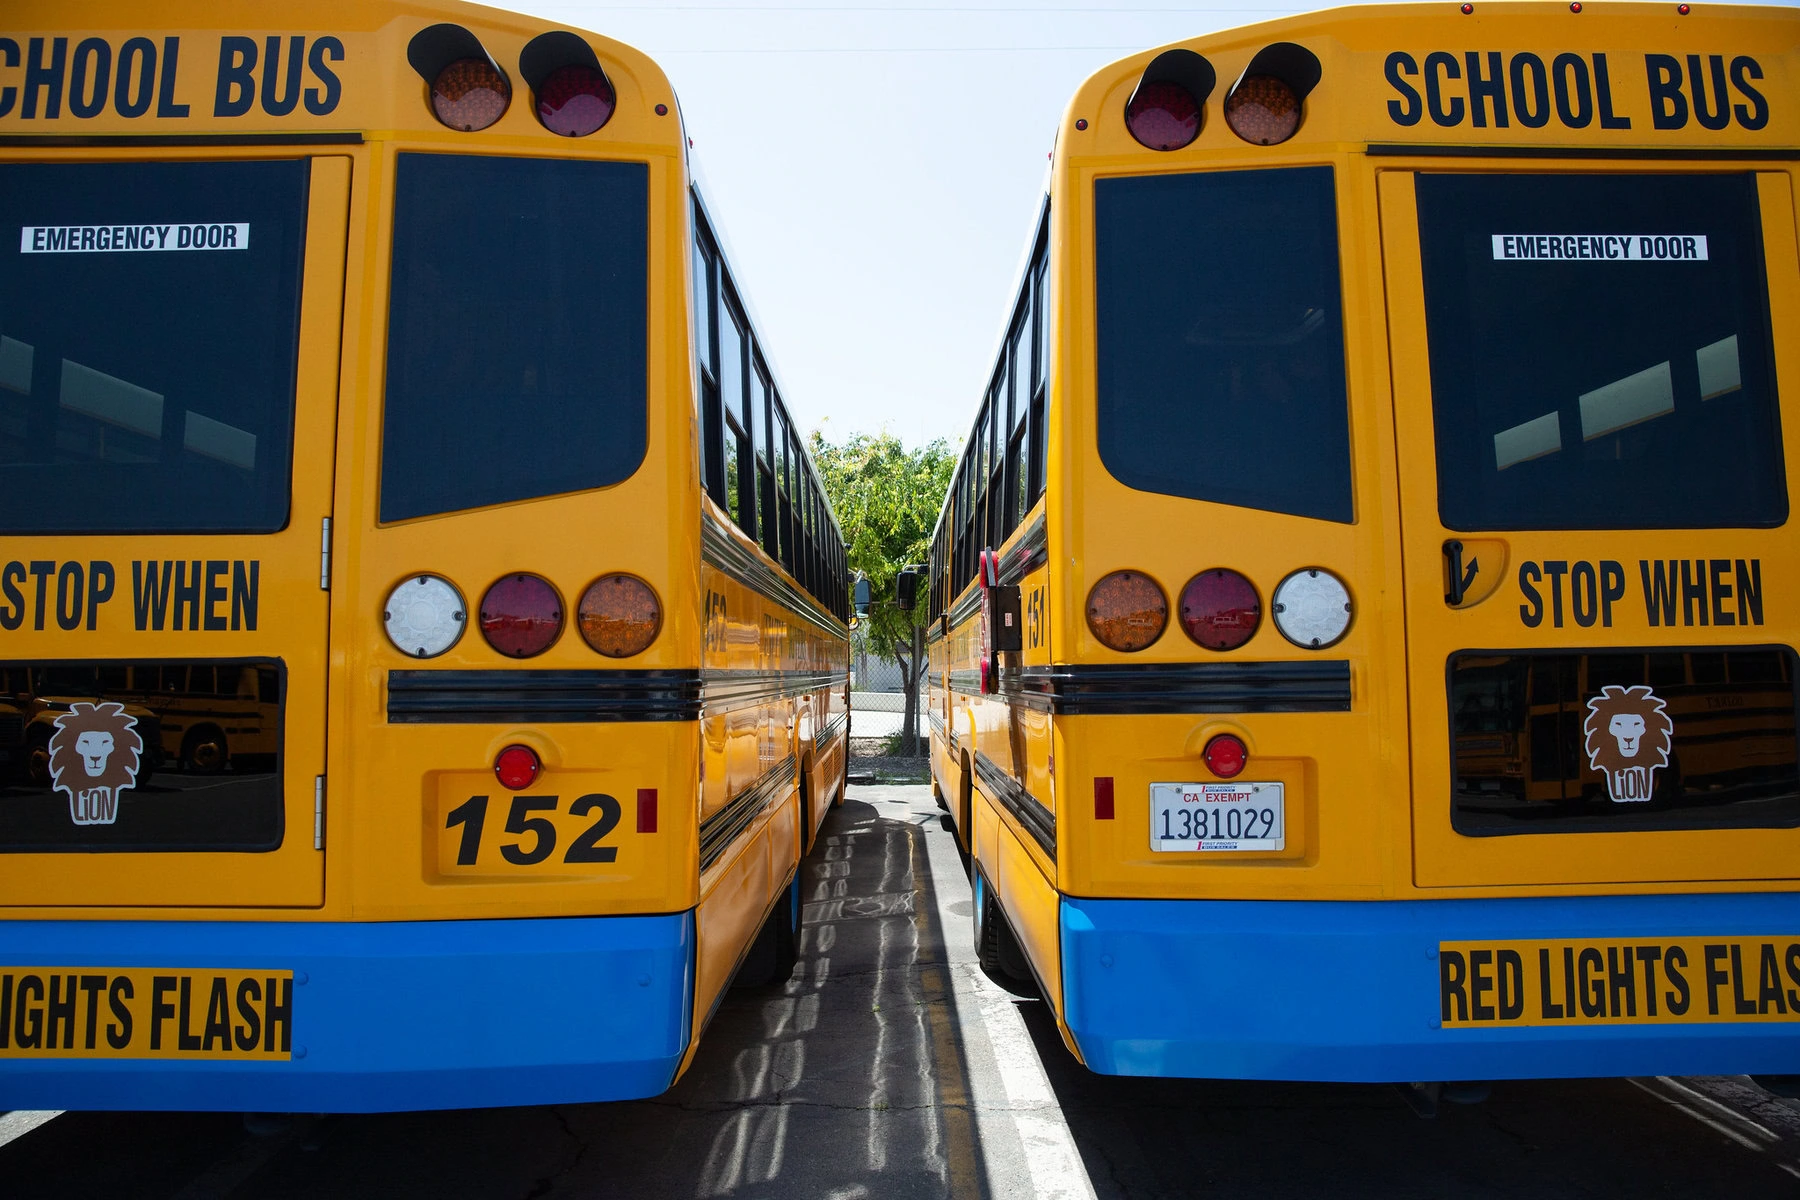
[537,63,615,136]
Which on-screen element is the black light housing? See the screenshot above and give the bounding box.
[1124,48,1216,151]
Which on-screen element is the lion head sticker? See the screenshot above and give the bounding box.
[47,702,143,826]
[1582,685,1675,803]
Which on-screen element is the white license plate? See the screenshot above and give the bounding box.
[1150,782,1284,852]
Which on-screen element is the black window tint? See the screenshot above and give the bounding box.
[382,154,647,522]
[1095,167,1351,522]
[0,160,308,534]
[1418,173,1784,531]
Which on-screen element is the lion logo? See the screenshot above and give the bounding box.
[47,702,143,826]
[1582,685,1675,804]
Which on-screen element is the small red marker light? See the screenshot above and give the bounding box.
[1095,776,1115,820]
[656,103,668,115]
[1678,2,1689,11]
[1569,1,1581,11]
[1203,734,1248,779]
[1075,118,1088,130]
[495,744,541,791]
[638,787,658,833]
[1460,2,1473,11]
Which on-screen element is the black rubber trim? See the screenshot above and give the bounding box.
[1018,661,1351,715]
[387,669,701,723]
[975,751,1055,861]
[1367,143,1800,161]
[0,133,363,147]
[700,755,796,872]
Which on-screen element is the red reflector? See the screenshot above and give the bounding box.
[495,744,540,791]
[537,63,615,137]
[1179,569,1262,651]
[1095,776,1115,820]
[1203,734,1248,779]
[638,787,658,834]
[480,574,564,658]
[1125,81,1200,151]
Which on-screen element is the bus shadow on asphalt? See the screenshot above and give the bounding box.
[1012,993,1800,1198]
[0,795,993,1199]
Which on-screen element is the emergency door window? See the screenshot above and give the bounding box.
[1417,172,1785,531]
[0,160,309,534]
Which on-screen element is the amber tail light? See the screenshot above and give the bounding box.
[1086,571,1167,652]
[579,574,662,657]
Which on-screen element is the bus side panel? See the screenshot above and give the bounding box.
[991,795,1063,1007]
[693,817,773,1032]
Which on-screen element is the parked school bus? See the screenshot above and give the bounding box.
[0,0,849,1111]
[924,1,1800,1100]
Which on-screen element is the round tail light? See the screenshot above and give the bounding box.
[1179,569,1261,651]
[383,574,466,659]
[431,58,511,131]
[495,744,541,791]
[1225,75,1301,145]
[536,63,615,136]
[1203,733,1248,779]
[578,574,662,658]
[1272,567,1353,649]
[1125,81,1201,151]
[1086,571,1168,652]
[480,574,564,658]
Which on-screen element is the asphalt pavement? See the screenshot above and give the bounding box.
[2,782,1798,1198]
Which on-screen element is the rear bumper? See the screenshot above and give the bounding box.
[0,913,693,1112]
[1061,892,1800,1082]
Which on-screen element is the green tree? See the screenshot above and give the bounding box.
[813,431,954,756]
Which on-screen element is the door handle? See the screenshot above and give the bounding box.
[1443,539,1480,606]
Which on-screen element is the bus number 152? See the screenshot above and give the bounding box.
[444,794,621,866]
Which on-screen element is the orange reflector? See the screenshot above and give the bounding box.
[578,573,662,658]
[431,58,511,131]
[1086,571,1168,652]
[495,744,541,791]
[1225,75,1301,145]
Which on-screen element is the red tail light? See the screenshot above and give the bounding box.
[431,58,511,131]
[1179,569,1261,651]
[1204,734,1248,779]
[1126,82,1201,151]
[537,64,615,136]
[495,744,541,791]
[480,574,564,658]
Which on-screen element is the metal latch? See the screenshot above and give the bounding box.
[313,776,325,850]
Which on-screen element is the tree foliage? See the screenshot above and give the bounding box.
[812,431,954,753]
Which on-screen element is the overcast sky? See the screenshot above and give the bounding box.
[520,1,1310,450]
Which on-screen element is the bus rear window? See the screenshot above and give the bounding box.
[1094,166,1353,523]
[0,160,309,534]
[1418,172,1786,531]
[381,154,648,523]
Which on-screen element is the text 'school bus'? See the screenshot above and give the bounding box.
[919,1,1800,1100]
[0,0,851,1112]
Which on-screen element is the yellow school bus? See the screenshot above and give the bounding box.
[926,1,1800,1097]
[0,0,849,1112]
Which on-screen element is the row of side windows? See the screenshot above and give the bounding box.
[929,203,1050,620]
[692,199,847,622]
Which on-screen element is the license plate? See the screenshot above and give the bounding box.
[1150,782,1284,852]
[0,968,293,1059]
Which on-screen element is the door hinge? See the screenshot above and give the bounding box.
[313,775,325,850]
[319,517,332,590]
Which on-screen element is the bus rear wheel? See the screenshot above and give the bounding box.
[973,871,1037,998]
[735,872,801,989]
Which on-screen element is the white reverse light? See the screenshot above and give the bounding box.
[384,574,466,658]
[1271,567,1352,649]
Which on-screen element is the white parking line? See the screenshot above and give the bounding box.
[0,1110,60,1149]
[918,807,1097,1200]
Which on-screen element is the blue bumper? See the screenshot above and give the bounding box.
[0,913,693,1112]
[1061,893,1800,1082]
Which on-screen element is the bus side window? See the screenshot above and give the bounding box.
[1648,653,1686,689]
[257,669,279,705]
[1691,654,1728,685]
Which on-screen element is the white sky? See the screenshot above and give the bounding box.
[522,1,1309,450]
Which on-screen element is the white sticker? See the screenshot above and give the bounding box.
[19,224,251,254]
[1491,234,1708,262]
